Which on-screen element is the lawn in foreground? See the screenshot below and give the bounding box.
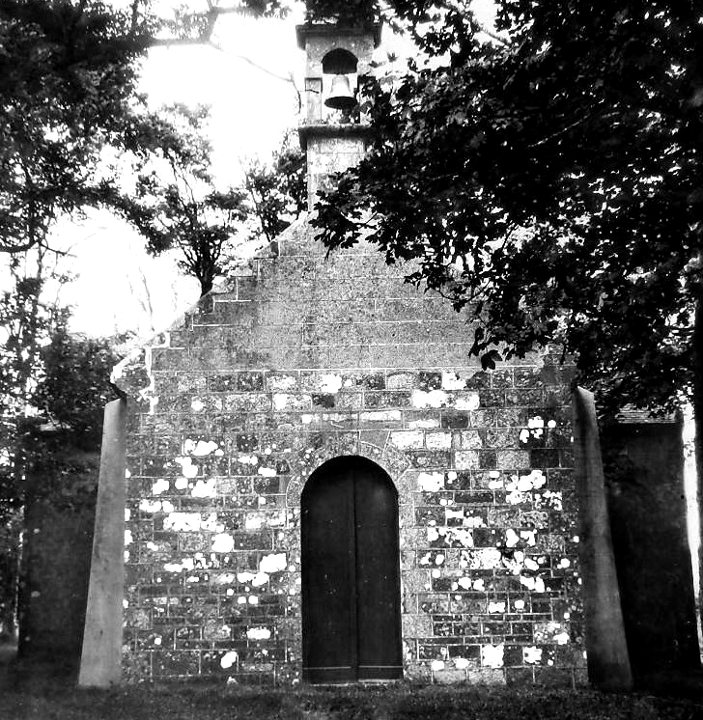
[0,679,701,720]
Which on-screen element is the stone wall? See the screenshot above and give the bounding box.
[603,421,700,677]
[115,217,585,686]
[303,131,369,209]
[19,441,98,671]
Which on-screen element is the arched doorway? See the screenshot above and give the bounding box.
[301,456,402,683]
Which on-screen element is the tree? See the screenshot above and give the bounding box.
[31,323,123,450]
[109,109,305,296]
[0,241,128,646]
[0,265,49,640]
[311,1,703,629]
[106,105,248,296]
[304,0,377,23]
[0,248,66,514]
[0,0,288,639]
[17,323,123,663]
[0,0,296,507]
[314,0,702,419]
[0,0,287,256]
[0,251,67,641]
[0,1,302,507]
[244,137,307,243]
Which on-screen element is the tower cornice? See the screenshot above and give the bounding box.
[296,22,383,50]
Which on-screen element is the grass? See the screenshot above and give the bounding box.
[1,670,701,720]
[1,646,701,720]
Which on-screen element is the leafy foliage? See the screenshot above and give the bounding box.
[306,0,379,24]
[0,0,290,645]
[313,1,703,416]
[0,253,58,524]
[0,0,151,254]
[0,0,287,255]
[0,261,118,632]
[110,111,305,296]
[17,328,114,570]
[31,325,122,450]
[107,105,249,296]
[157,0,287,45]
[245,139,307,243]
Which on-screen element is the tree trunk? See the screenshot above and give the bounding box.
[692,300,703,646]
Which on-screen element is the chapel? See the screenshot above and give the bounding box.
[78,13,589,687]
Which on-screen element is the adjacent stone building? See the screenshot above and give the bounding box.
[81,18,588,687]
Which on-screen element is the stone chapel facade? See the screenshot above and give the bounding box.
[92,20,587,687]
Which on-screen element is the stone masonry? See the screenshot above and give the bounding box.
[114,218,586,686]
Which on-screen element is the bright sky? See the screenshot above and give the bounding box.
[56,8,306,338]
[56,1,497,339]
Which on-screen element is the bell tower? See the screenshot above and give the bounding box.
[296,21,382,210]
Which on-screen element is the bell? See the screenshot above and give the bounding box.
[325,74,357,111]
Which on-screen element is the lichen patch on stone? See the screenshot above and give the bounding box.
[481,644,504,668]
[175,457,199,479]
[220,651,239,669]
[319,374,343,393]
[212,533,235,553]
[411,389,449,408]
[417,472,445,492]
[246,627,271,641]
[260,553,287,573]
[184,439,221,457]
[191,478,217,498]
[151,478,169,495]
[163,512,202,532]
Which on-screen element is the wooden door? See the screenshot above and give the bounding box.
[301,456,402,683]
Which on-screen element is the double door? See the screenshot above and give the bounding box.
[301,456,402,683]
